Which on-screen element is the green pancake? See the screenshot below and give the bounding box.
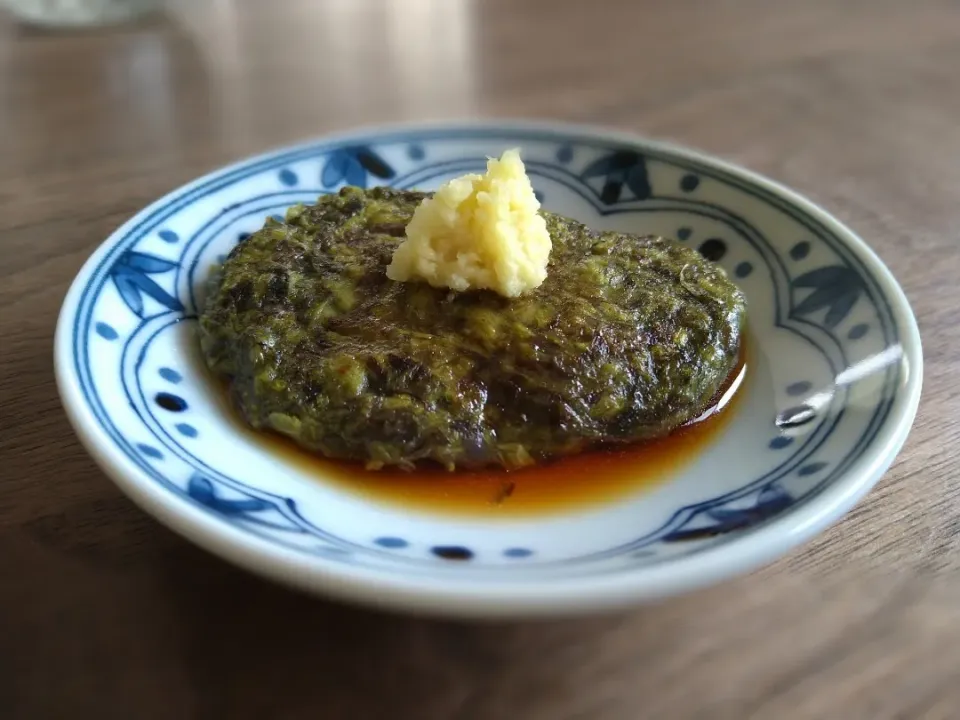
[199,186,746,471]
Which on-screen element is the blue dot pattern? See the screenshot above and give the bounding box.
[95,322,118,340]
[432,546,473,560]
[137,444,163,459]
[769,436,794,449]
[698,238,727,261]
[848,323,869,340]
[155,392,187,412]
[176,423,198,438]
[375,537,409,549]
[790,241,810,260]
[504,548,533,558]
[158,367,182,383]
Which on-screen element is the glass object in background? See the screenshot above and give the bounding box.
[2,0,161,27]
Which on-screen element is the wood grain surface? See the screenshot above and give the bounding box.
[1,0,957,717]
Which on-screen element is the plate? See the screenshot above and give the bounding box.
[54,121,922,618]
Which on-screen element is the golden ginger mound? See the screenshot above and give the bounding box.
[386,149,552,298]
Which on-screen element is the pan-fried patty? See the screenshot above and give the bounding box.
[198,186,746,471]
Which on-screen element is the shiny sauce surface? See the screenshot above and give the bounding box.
[232,345,748,518]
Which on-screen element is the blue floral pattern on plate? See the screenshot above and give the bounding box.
[58,124,917,590]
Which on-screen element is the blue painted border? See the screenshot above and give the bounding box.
[70,127,900,572]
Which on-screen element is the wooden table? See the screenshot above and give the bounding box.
[2,1,957,717]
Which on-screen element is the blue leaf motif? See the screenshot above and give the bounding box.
[663,483,793,542]
[601,181,622,204]
[220,498,273,513]
[625,163,651,200]
[791,265,864,329]
[580,150,650,205]
[123,271,184,312]
[793,286,838,316]
[187,474,272,516]
[109,251,182,317]
[122,251,178,273]
[581,150,642,178]
[823,291,858,329]
[794,266,854,287]
[321,151,350,187]
[187,474,216,503]
[113,274,144,316]
[757,483,792,506]
[321,146,396,189]
[355,148,395,179]
[345,157,367,188]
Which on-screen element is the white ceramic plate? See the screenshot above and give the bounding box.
[54,121,922,618]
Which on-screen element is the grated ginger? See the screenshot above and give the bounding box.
[386,149,551,298]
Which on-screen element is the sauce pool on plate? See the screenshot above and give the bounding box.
[226,343,748,518]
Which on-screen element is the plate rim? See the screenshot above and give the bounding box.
[53,119,923,617]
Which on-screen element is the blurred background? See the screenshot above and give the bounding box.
[2,0,958,247]
[2,1,957,718]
